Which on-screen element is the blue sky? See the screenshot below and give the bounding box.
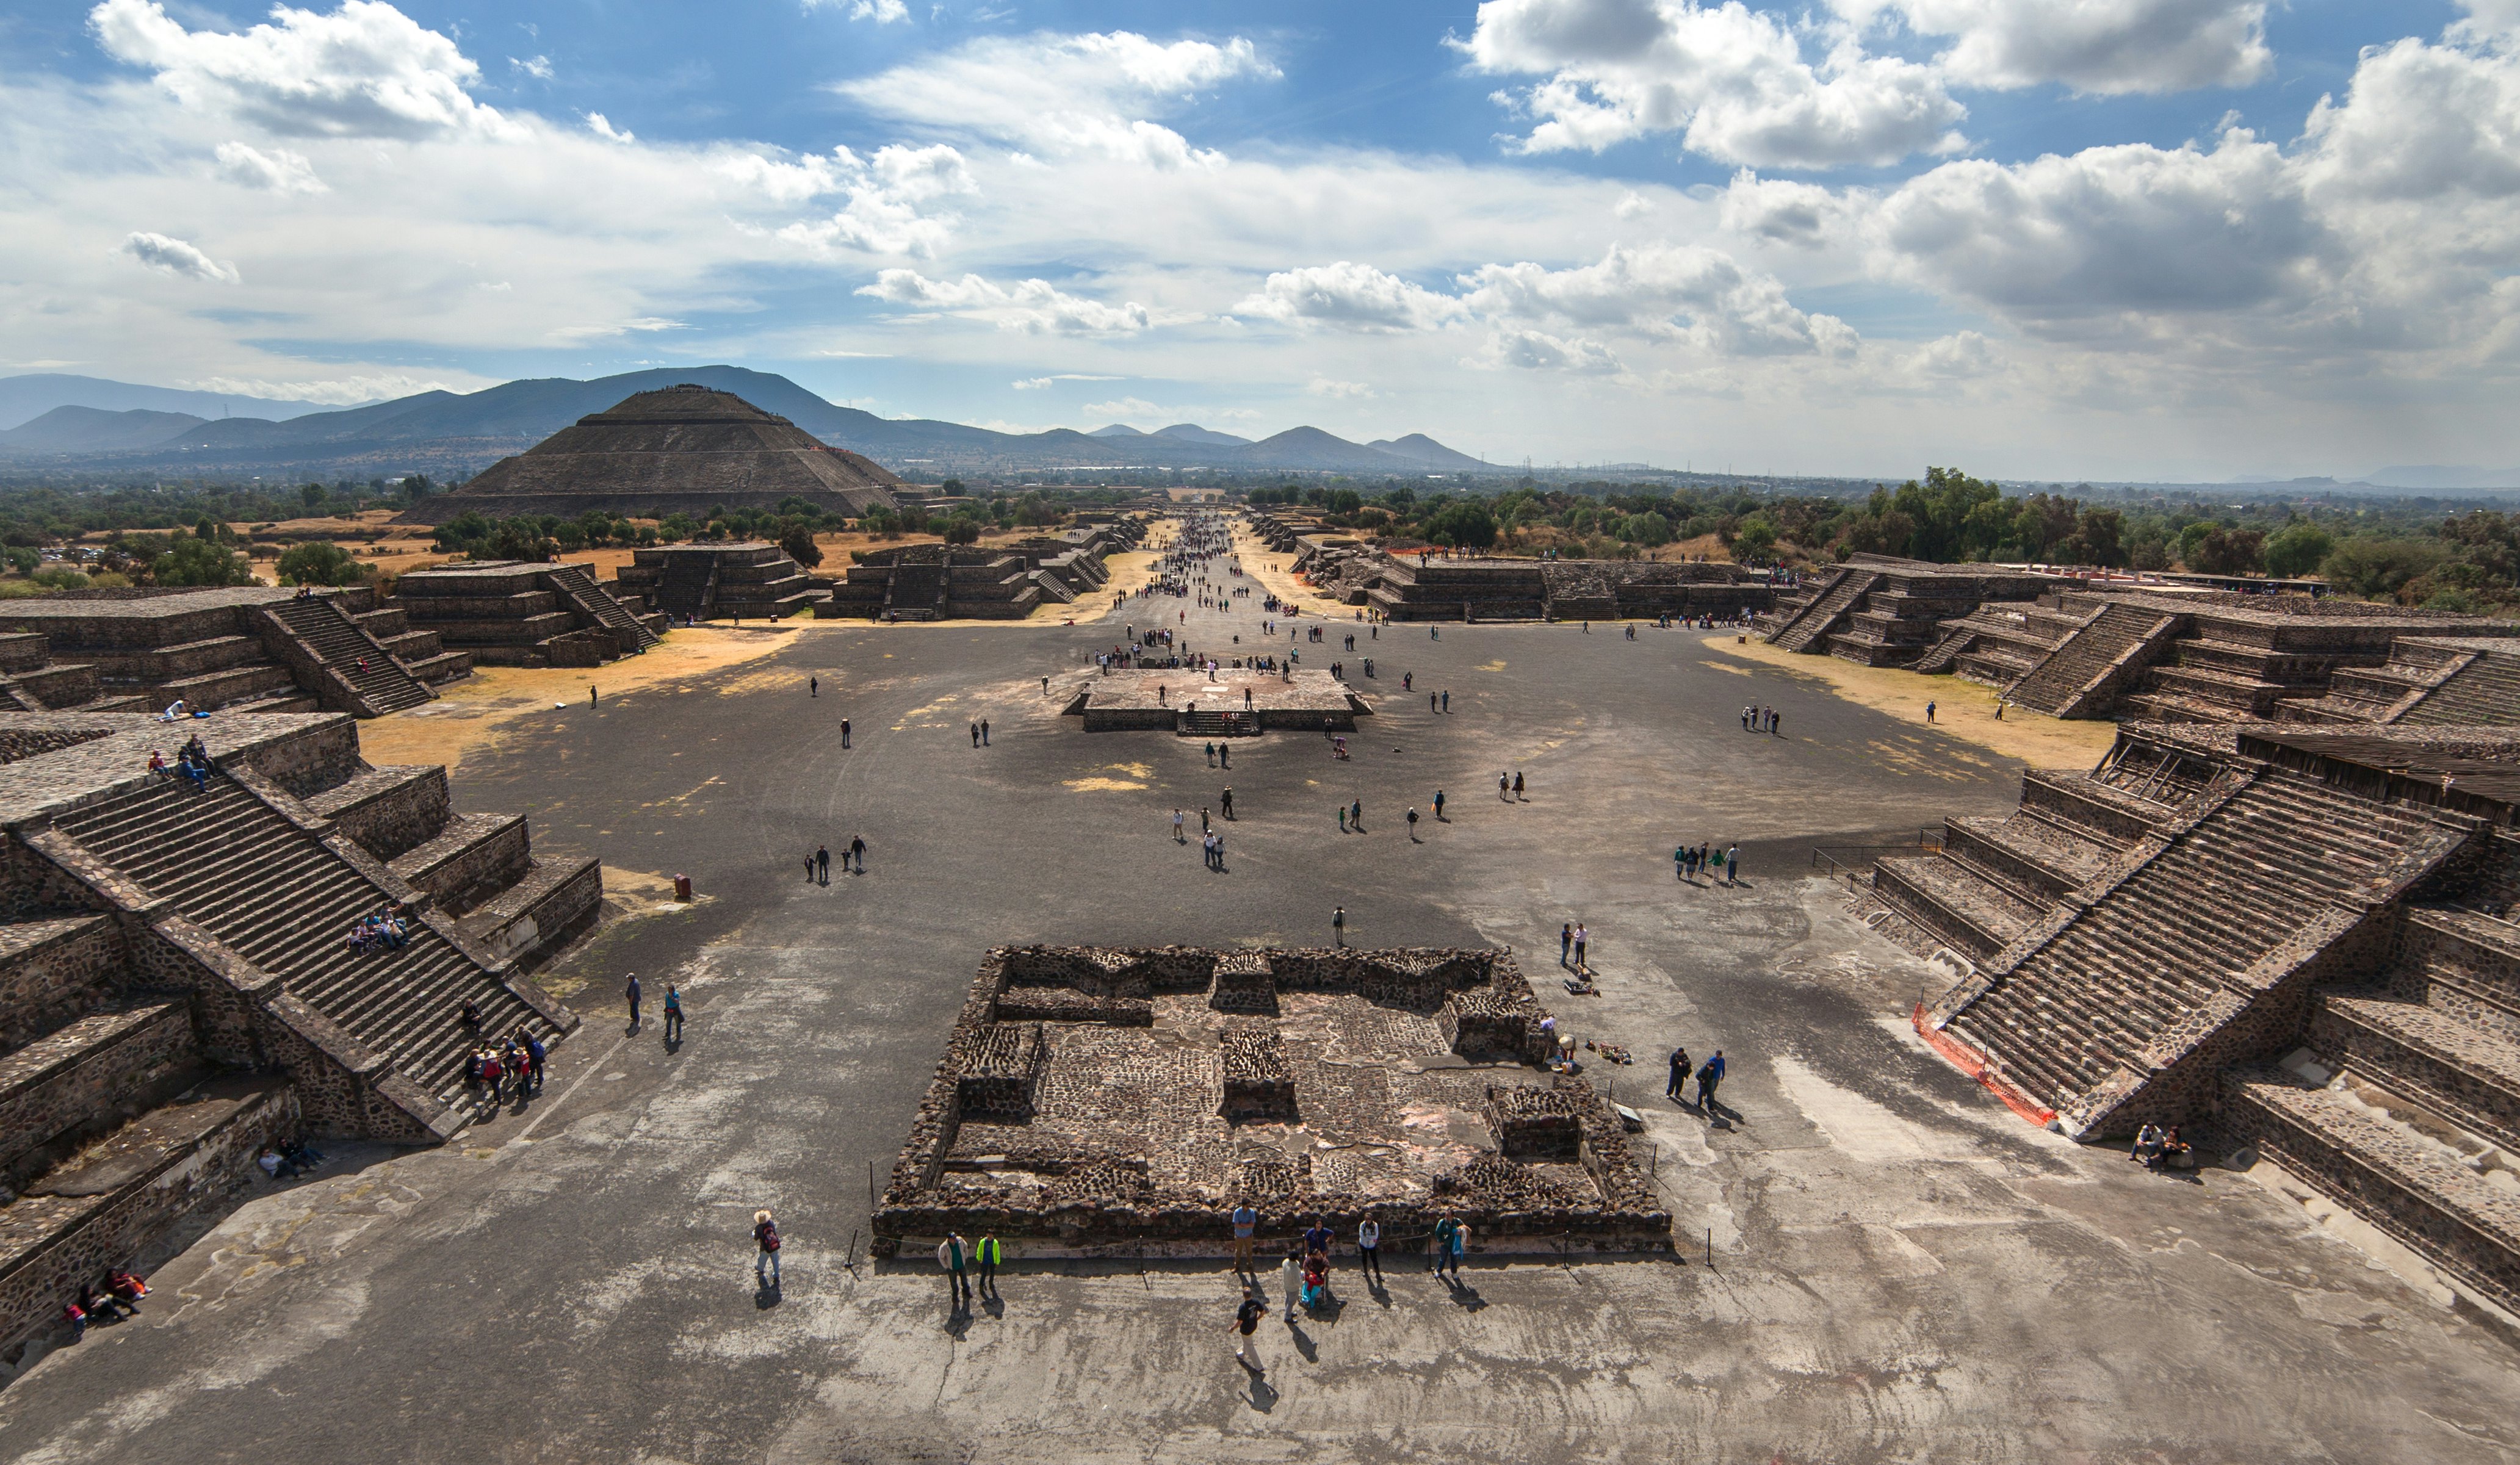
[4,0,2518,479]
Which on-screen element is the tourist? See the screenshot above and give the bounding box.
[1446,1219,1470,1277]
[840,718,851,749]
[1338,804,1348,833]
[1303,1217,1334,1269]
[1500,771,1511,801]
[1573,924,1589,970]
[1560,924,1573,967]
[1433,790,1445,821]
[1675,844,1688,882]
[981,719,990,746]
[970,721,980,747]
[2155,1126,2192,1170]
[1280,1245,1302,1322]
[817,844,830,882]
[1431,1214,1458,1275]
[1221,788,1235,819]
[146,749,168,780]
[1925,700,1937,724]
[62,1298,87,1341]
[940,1232,973,1306]
[1302,1250,1329,1311]
[1351,799,1363,831]
[849,835,867,873]
[977,1232,1002,1297]
[754,1209,781,1284]
[1697,1050,1726,1110]
[524,1031,546,1093]
[103,1272,150,1315]
[1231,1201,1259,1272]
[590,685,598,708]
[663,985,684,1042]
[1234,1286,1266,1370]
[1442,689,1450,712]
[1174,808,1186,843]
[1667,1044,1692,1102]
[624,972,641,1029]
[1727,844,1742,885]
[809,675,817,697]
[480,1046,506,1104]
[258,1145,299,1181]
[1513,771,1525,799]
[1205,741,1216,767]
[1407,807,1421,840]
[1357,1211,1383,1284]
[1332,905,1346,946]
[804,852,816,884]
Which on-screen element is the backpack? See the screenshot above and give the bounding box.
[759,1223,779,1253]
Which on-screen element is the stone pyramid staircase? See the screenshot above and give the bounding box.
[1179,709,1258,737]
[657,555,718,620]
[1764,567,1877,653]
[262,597,433,715]
[2002,602,2182,716]
[51,773,565,1107]
[546,563,659,651]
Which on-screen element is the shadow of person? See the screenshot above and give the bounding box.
[665,1035,682,1055]
[1247,1374,1279,1411]
[944,1300,972,1337]
[754,1278,782,1310]
[1288,1323,1319,1362]
[1368,1276,1391,1308]
[982,1294,1006,1319]
[1445,1276,1487,1311]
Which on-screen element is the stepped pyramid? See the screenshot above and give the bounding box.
[402,384,900,525]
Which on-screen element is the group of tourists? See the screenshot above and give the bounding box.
[1222,1206,1463,1373]
[1742,704,1783,734]
[1666,1043,1728,1112]
[465,1029,547,1106]
[801,840,865,882]
[145,733,216,791]
[1676,841,1742,885]
[343,907,411,953]
[60,1269,151,1339]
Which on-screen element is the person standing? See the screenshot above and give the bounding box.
[1303,1217,1334,1274]
[977,1233,1002,1297]
[1512,771,1525,799]
[524,1031,546,1094]
[1235,1286,1266,1371]
[805,852,817,884]
[1698,1049,1726,1110]
[1174,808,1186,843]
[1433,790,1445,821]
[940,1232,973,1307]
[809,675,818,698]
[1726,844,1741,886]
[970,721,980,748]
[1280,1246,1302,1323]
[624,973,641,1030]
[753,1209,781,1285]
[1925,700,1937,724]
[1221,788,1235,819]
[1231,1202,1258,1273]
[1441,689,1450,712]
[1407,807,1420,841]
[1667,1044,1692,1101]
[1560,923,1573,967]
[1357,1211,1384,1285]
[849,835,867,873]
[980,719,990,746]
[1350,799,1362,831]
[1573,924,1589,970]
[1332,905,1346,946]
[1675,844,1688,882]
[840,718,851,749]
[816,844,830,884]
[1500,771,1511,801]
[1338,804,1348,833]
[590,685,598,708]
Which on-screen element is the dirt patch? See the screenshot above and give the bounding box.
[1063,776,1147,791]
[1701,634,2120,770]
[1230,522,1356,618]
[356,625,809,771]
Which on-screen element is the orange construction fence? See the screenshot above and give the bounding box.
[1913,1002,2057,1127]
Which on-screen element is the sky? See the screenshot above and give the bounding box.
[3,0,2518,480]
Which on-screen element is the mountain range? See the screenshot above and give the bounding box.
[0,367,1496,480]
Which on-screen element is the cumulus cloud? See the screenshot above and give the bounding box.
[1460,243,1858,356]
[1901,329,2001,378]
[1307,378,1377,397]
[214,140,326,193]
[121,231,239,282]
[511,54,553,81]
[1841,0,2270,94]
[584,111,634,143]
[1720,168,1861,247]
[834,30,1276,168]
[1013,373,1123,388]
[89,0,513,139]
[857,270,1153,333]
[737,143,976,257]
[847,0,911,21]
[1462,0,1966,168]
[192,372,458,403]
[1482,328,1624,373]
[1235,262,1466,332]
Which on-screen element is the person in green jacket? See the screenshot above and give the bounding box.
[976,1233,1002,1297]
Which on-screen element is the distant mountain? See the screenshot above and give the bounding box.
[0,406,208,452]
[1086,423,1147,437]
[0,373,361,432]
[2364,464,2520,489]
[0,365,1503,480]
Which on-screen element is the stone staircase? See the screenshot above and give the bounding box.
[1765,567,1878,653]
[52,774,563,1106]
[1936,768,2463,1112]
[546,563,659,652]
[883,560,947,620]
[1179,709,1259,738]
[657,555,718,621]
[2002,602,2182,716]
[264,597,433,715]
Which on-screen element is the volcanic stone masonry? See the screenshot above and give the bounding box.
[0,585,469,719]
[0,707,594,1355]
[873,945,1670,1259]
[1290,541,1774,623]
[608,542,826,623]
[388,560,666,668]
[1063,668,1368,736]
[1873,722,2520,1317]
[826,523,1141,621]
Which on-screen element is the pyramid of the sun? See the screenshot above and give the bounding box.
[400,384,901,524]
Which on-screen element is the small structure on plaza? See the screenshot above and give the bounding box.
[608,542,826,622]
[399,384,900,525]
[0,707,595,1353]
[873,946,1667,1258]
[828,524,1139,621]
[1870,721,2520,1317]
[388,560,665,668]
[1063,668,1368,735]
[1291,541,1773,622]
[0,585,470,719]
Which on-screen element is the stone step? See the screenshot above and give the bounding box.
[2312,990,2520,1154]
[1871,853,2038,960]
[2395,908,2520,1046]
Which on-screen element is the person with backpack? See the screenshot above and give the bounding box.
[753,1209,781,1284]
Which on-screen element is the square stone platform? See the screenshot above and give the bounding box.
[1065,668,1370,733]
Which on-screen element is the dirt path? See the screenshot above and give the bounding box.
[1230,522,1355,617]
[1702,633,2121,769]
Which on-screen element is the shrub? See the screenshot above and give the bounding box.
[277,541,370,587]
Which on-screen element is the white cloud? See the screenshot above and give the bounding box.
[1460,243,1857,356]
[1842,0,2270,95]
[551,317,687,340]
[1614,189,1654,218]
[1462,0,1966,168]
[1482,328,1624,373]
[834,31,1276,169]
[1235,262,1466,332]
[1082,396,1161,420]
[1013,373,1123,387]
[1720,168,1861,247]
[845,0,911,21]
[191,371,460,403]
[1901,329,2000,378]
[121,231,239,283]
[2455,0,2520,43]
[1307,377,1377,397]
[857,270,1153,334]
[214,140,326,193]
[747,143,977,257]
[584,112,634,143]
[511,54,553,81]
[90,0,513,140]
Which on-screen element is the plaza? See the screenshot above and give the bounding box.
[0,516,2515,1462]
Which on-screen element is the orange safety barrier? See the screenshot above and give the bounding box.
[1912,1002,2057,1127]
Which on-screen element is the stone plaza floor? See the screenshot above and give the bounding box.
[0,573,2515,1463]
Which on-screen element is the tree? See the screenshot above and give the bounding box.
[1732,514,1776,558]
[1423,500,1498,550]
[152,534,253,586]
[2321,536,2450,599]
[276,541,369,586]
[300,483,327,511]
[942,517,982,545]
[940,478,966,495]
[2187,527,2265,577]
[2263,523,2336,578]
[782,525,825,566]
[400,474,432,502]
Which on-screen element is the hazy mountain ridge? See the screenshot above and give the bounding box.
[0,369,1495,478]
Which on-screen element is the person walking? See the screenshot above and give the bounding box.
[1174,808,1186,843]
[840,718,851,749]
[1332,905,1346,946]
[1433,790,1445,821]
[1667,1044,1692,1101]
[1357,1211,1384,1286]
[1407,807,1420,841]
[849,835,866,873]
[1350,798,1362,832]
[816,844,830,884]
[1338,803,1348,833]
[940,1232,973,1308]
[753,1209,781,1285]
[809,675,818,697]
[980,719,990,746]
[1280,1246,1303,1323]
[624,973,641,1030]
[1698,1049,1726,1110]
[976,1233,1002,1297]
[1232,1202,1259,1273]
[1512,771,1525,799]
[524,1031,546,1093]
[1205,741,1217,768]
[1500,771,1511,801]
[1726,844,1741,885]
[662,984,684,1042]
[590,685,598,708]
[1235,1286,1267,1371]
[1221,788,1235,819]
